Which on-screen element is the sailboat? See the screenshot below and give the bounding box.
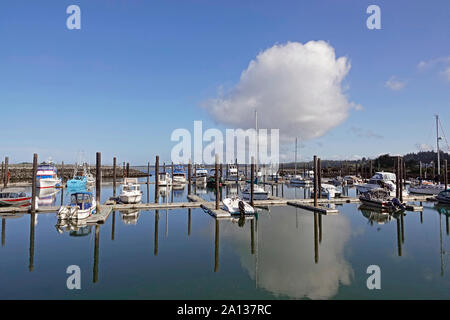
[409,115,446,195]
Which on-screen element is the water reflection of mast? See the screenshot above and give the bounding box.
[250,219,255,254]
[440,212,444,277]
[93,225,100,283]
[29,213,36,272]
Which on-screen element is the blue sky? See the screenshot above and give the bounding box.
[0,0,449,165]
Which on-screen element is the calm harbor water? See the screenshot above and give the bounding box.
[1,181,449,299]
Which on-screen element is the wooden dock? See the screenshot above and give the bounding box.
[287,201,339,215]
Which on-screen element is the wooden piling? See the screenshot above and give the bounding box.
[251,157,255,207]
[317,158,322,199]
[147,161,150,203]
[313,156,318,207]
[126,162,130,178]
[215,154,219,210]
[314,212,319,264]
[399,157,404,202]
[113,157,117,198]
[4,157,8,188]
[96,152,101,208]
[31,154,38,213]
[154,156,159,204]
[396,157,400,199]
[369,160,373,177]
[188,160,191,195]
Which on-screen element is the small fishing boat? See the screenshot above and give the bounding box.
[222,196,255,214]
[359,189,405,212]
[119,178,142,204]
[36,161,61,189]
[344,175,363,185]
[241,184,268,200]
[436,190,450,205]
[0,188,33,207]
[58,191,96,220]
[172,165,186,184]
[158,172,172,186]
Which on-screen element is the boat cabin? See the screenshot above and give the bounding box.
[71,192,94,210]
[0,190,27,199]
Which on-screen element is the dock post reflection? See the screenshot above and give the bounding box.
[319,213,322,244]
[251,219,255,255]
[314,212,319,264]
[1,218,5,246]
[188,208,191,236]
[214,219,220,272]
[154,210,159,256]
[29,213,36,272]
[396,216,402,256]
[93,225,100,283]
[165,209,168,238]
[111,211,116,241]
[400,211,405,244]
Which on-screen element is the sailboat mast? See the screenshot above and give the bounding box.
[255,109,258,174]
[436,115,441,177]
[294,137,297,175]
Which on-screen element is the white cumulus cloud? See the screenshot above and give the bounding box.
[203,41,357,141]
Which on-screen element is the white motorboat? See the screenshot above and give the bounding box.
[409,183,445,195]
[36,161,61,189]
[158,172,172,186]
[344,175,363,185]
[172,165,186,184]
[194,167,208,184]
[356,172,405,197]
[58,191,96,220]
[241,184,268,200]
[290,176,313,186]
[222,196,255,214]
[319,184,341,198]
[119,178,143,204]
[226,164,238,181]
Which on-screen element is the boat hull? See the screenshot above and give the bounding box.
[119,193,142,204]
[37,178,61,189]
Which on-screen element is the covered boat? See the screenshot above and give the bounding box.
[58,191,96,220]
